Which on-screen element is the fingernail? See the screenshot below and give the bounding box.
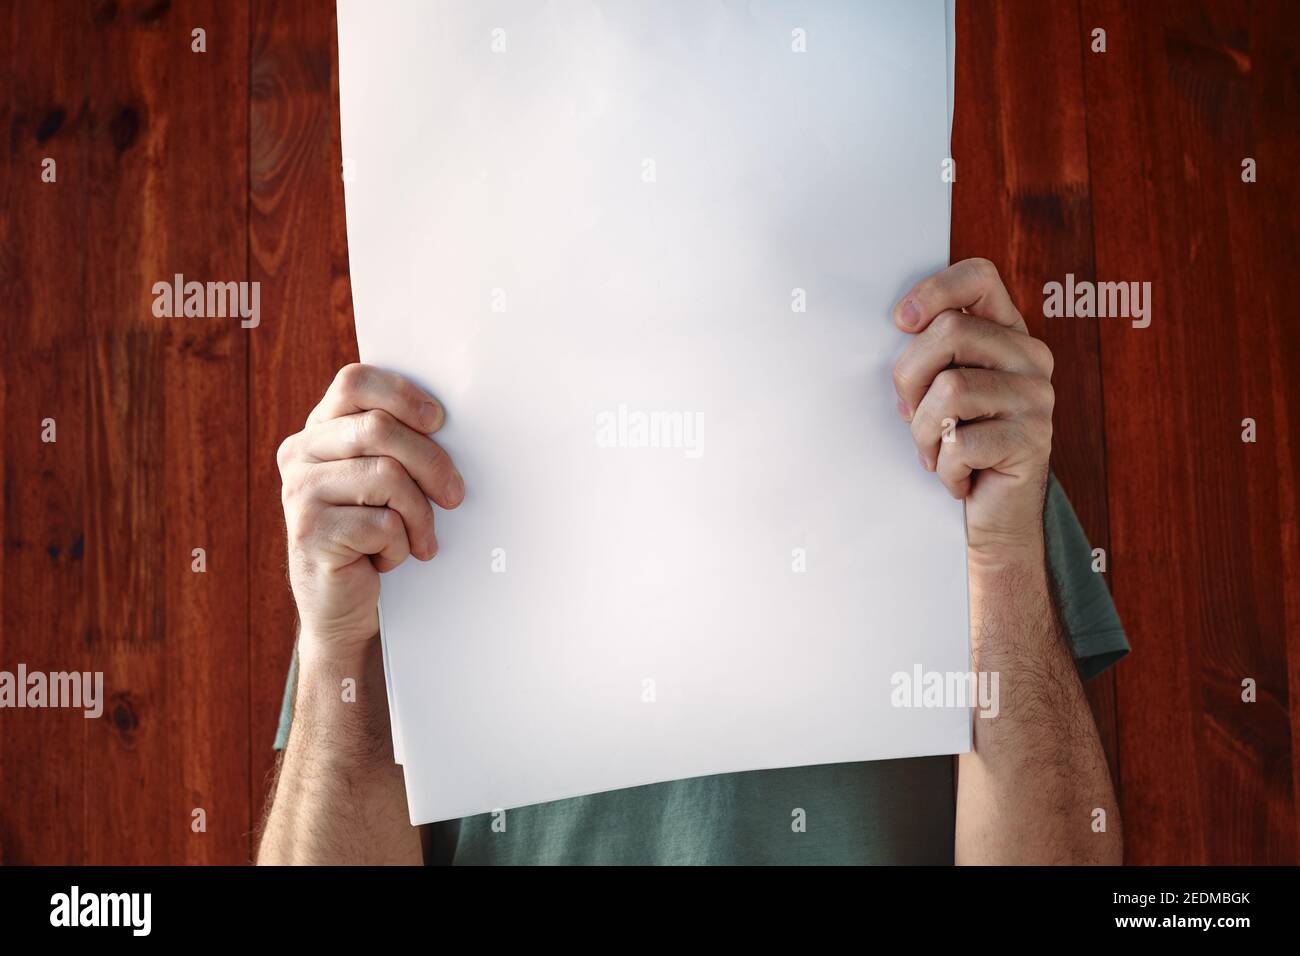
[421,401,443,432]
[917,451,930,471]
[896,397,911,421]
[445,469,464,502]
[900,299,922,328]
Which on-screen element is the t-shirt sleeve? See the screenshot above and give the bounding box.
[1043,473,1129,680]
[272,644,297,751]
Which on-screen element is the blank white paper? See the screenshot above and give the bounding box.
[337,0,969,824]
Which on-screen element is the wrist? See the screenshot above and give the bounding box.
[966,530,1053,628]
[297,628,379,670]
[289,637,395,768]
[966,534,1069,673]
[967,535,1045,580]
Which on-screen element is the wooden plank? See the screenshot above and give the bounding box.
[1083,0,1297,863]
[952,0,1120,781]
[0,0,89,865]
[79,0,250,864]
[248,0,358,827]
[1225,0,1300,861]
[1245,0,1300,863]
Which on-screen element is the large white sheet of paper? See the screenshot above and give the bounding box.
[338,0,968,824]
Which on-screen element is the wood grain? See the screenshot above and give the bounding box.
[0,0,90,865]
[248,0,357,828]
[1082,0,1298,863]
[79,0,250,865]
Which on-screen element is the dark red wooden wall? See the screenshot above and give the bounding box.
[1,0,1296,864]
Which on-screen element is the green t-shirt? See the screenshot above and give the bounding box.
[275,474,1128,864]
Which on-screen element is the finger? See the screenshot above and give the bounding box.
[296,457,438,561]
[893,258,1026,333]
[892,311,1053,416]
[910,368,1049,469]
[308,363,445,434]
[292,409,465,509]
[934,419,1047,499]
[309,504,411,573]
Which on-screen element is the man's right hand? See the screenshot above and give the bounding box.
[276,363,465,657]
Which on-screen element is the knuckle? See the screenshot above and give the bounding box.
[909,415,931,449]
[371,454,403,484]
[965,257,999,284]
[1040,348,1056,380]
[275,434,297,472]
[1037,378,1056,414]
[288,521,311,551]
[930,310,961,339]
[286,500,320,547]
[375,508,403,537]
[335,362,369,397]
[358,408,397,445]
[279,470,302,507]
[1027,337,1055,378]
[936,447,959,480]
[892,361,911,394]
[934,367,966,402]
[325,517,350,551]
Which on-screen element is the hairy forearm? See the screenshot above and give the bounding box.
[954,546,1122,865]
[257,636,422,865]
